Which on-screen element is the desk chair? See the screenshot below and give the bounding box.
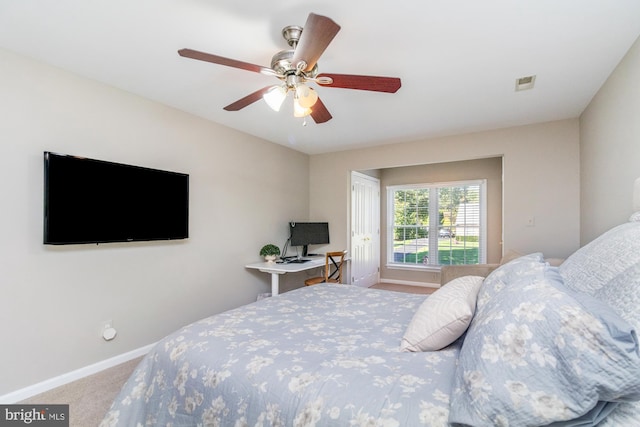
[304,250,348,286]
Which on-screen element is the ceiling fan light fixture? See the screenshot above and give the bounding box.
[263,85,288,111]
[295,84,318,108]
[293,98,312,117]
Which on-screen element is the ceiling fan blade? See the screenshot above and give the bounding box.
[310,97,332,124]
[178,48,277,76]
[291,13,341,72]
[223,86,273,111]
[317,73,401,93]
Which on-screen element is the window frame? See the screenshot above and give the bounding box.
[386,179,487,270]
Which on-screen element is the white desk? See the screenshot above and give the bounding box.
[245,257,325,296]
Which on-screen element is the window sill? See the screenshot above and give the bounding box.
[385,263,441,273]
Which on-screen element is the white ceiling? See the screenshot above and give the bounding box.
[1,1,640,155]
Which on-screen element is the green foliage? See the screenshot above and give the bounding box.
[393,238,480,265]
[391,183,483,266]
[259,244,281,256]
[393,189,429,240]
[394,247,479,265]
[438,247,479,265]
[392,184,482,242]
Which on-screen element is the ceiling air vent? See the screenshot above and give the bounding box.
[515,75,536,91]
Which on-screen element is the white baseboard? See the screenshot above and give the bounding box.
[380,278,440,288]
[0,343,155,404]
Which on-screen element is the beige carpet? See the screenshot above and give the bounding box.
[16,283,431,426]
[19,357,142,427]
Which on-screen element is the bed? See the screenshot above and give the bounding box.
[101,213,640,427]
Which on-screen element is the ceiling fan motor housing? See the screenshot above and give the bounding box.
[271,49,318,80]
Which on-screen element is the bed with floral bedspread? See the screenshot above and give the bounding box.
[101,284,458,426]
[101,216,640,427]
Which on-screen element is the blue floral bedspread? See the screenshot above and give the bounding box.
[101,284,459,426]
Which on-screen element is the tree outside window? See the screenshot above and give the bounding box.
[388,180,486,267]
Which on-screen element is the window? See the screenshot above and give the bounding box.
[387,180,487,268]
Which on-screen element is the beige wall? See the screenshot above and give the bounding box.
[380,158,503,283]
[580,35,640,244]
[0,48,309,395]
[309,119,581,284]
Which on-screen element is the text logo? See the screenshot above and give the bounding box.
[0,405,68,426]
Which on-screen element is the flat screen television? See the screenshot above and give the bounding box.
[289,222,330,256]
[44,152,189,245]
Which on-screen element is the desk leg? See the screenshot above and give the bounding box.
[271,273,280,296]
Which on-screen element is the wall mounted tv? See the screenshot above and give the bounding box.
[44,152,189,245]
[289,222,330,256]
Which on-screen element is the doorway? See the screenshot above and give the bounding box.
[350,171,380,287]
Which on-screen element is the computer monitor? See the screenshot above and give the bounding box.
[289,222,330,256]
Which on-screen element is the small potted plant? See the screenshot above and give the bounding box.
[259,244,280,262]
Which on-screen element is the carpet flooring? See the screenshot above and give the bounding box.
[19,357,142,427]
[17,282,433,426]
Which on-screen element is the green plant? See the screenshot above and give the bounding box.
[259,244,281,257]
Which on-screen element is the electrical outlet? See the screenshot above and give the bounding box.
[526,216,535,227]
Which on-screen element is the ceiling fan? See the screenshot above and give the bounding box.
[178,13,401,124]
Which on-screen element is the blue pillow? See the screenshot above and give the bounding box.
[475,252,545,315]
[449,266,640,426]
[559,221,640,295]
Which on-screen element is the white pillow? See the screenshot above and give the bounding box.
[400,275,484,352]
